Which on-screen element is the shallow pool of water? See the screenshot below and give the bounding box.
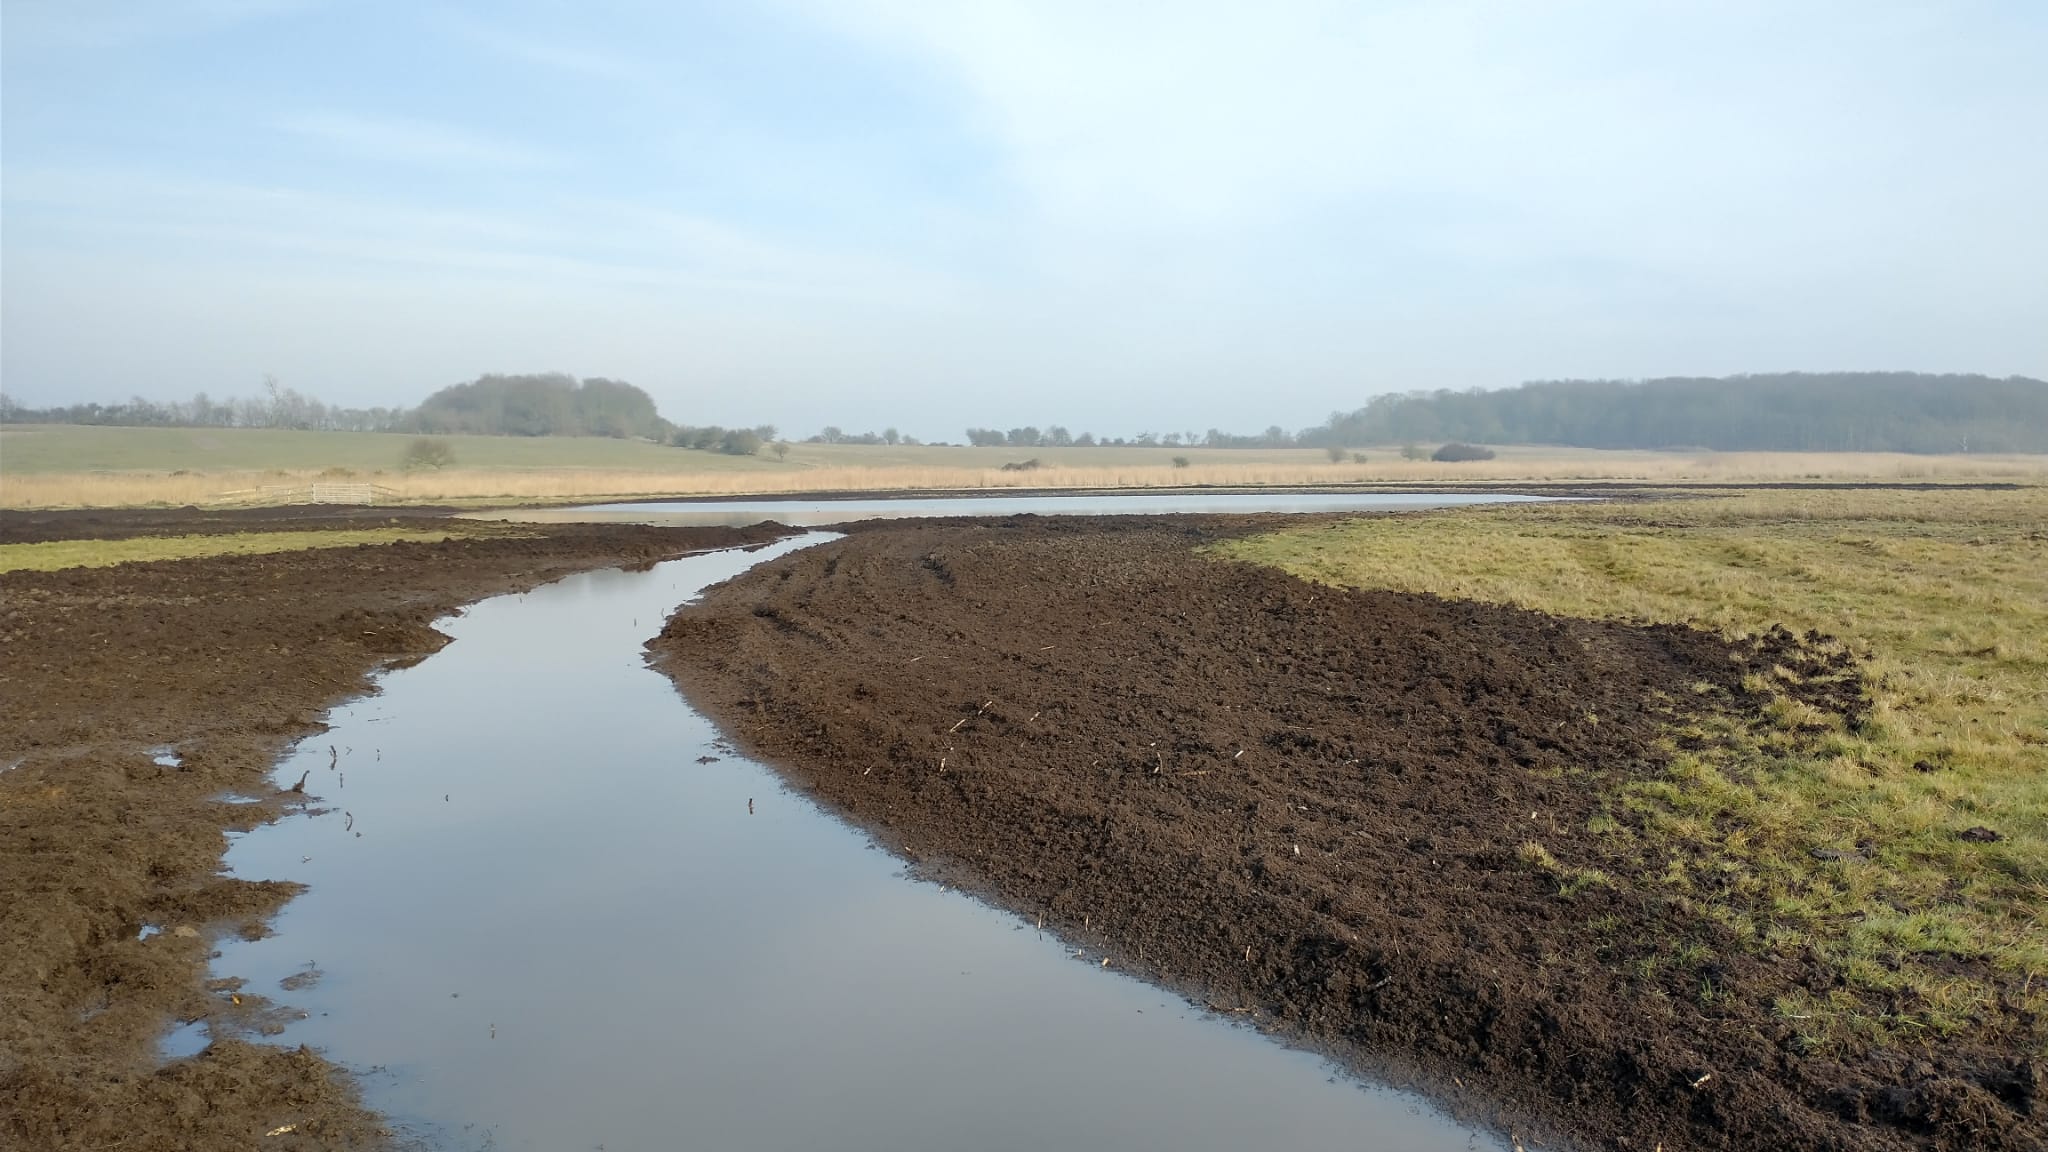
[484,489,1549,528]
[211,534,1506,1151]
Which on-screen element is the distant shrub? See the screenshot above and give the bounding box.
[401,437,456,471]
[1325,445,1348,463]
[718,429,765,456]
[771,441,790,461]
[1399,442,1429,460]
[1351,451,1368,464]
[1171,455,1191,469]
[999,457,1043,472]
[1431,442,1496,462]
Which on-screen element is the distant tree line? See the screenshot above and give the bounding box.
[963,426,1295,449]
[16,369,2039,456]
[0,376,409,432]
[1,373,677,441]
[1299,373,2048,454]
[670,424,780,456]
[808,426,919,446]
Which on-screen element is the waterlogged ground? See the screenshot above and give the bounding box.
[212,536,1502,1151]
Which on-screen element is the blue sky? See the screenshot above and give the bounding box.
[4,0,2044,438]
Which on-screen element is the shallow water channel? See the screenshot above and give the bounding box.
[486,488,1548,528]
[211,520,1515,1150]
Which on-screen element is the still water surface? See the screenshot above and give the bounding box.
[212,529,1510,1150]
[489,488,1549,528]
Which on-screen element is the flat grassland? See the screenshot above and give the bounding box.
[1222,488,2048,1052]
[0,528,465,573]
[5,423,2046,507]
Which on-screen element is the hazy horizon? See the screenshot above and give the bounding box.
[5,1,2045,443]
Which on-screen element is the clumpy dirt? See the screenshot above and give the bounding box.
[652,514,2039,1152]
[0,513,791,1152]
[0,504,470,544]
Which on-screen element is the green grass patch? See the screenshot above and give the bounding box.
[1219,486,2048,1047]
[0,528,467,572]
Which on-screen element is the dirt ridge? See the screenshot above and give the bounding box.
[651,514,2038,1152]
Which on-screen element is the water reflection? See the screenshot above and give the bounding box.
[213,534,1504,1151]
[484,490,1551,528]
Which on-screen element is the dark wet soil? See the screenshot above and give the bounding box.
[652,514,2039,1152]
[0,503,475,544]
[0,513,790,1152]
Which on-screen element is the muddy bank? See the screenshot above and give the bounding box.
[0,518,790,1151]
[652,514,2037,1151]
[0,504,478,545]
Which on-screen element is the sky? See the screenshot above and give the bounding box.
[3,0,2045,440]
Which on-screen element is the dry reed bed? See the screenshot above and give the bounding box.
[4,452,2046,509]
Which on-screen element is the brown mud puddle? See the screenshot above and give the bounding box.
[653,513,2037,1151]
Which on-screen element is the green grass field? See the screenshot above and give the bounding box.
[1222,487,2048,1051]
[6,424,2044,510]
[0,424,1340,475]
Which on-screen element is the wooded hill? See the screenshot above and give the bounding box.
[410,373,665,438]
[1304,373,2048,453]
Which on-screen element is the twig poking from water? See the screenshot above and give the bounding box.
[289,770,309,794]
[747,798,754,815]
[343,811,353,832]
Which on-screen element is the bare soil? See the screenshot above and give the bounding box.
[651,514,2040,1152]
[0,504,469,545]
[0,512,791,1151]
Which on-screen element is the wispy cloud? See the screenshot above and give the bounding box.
[283,112,560,170]
[437,13,654,86]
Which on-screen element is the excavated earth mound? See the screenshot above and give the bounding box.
[653,514,2036,1152]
